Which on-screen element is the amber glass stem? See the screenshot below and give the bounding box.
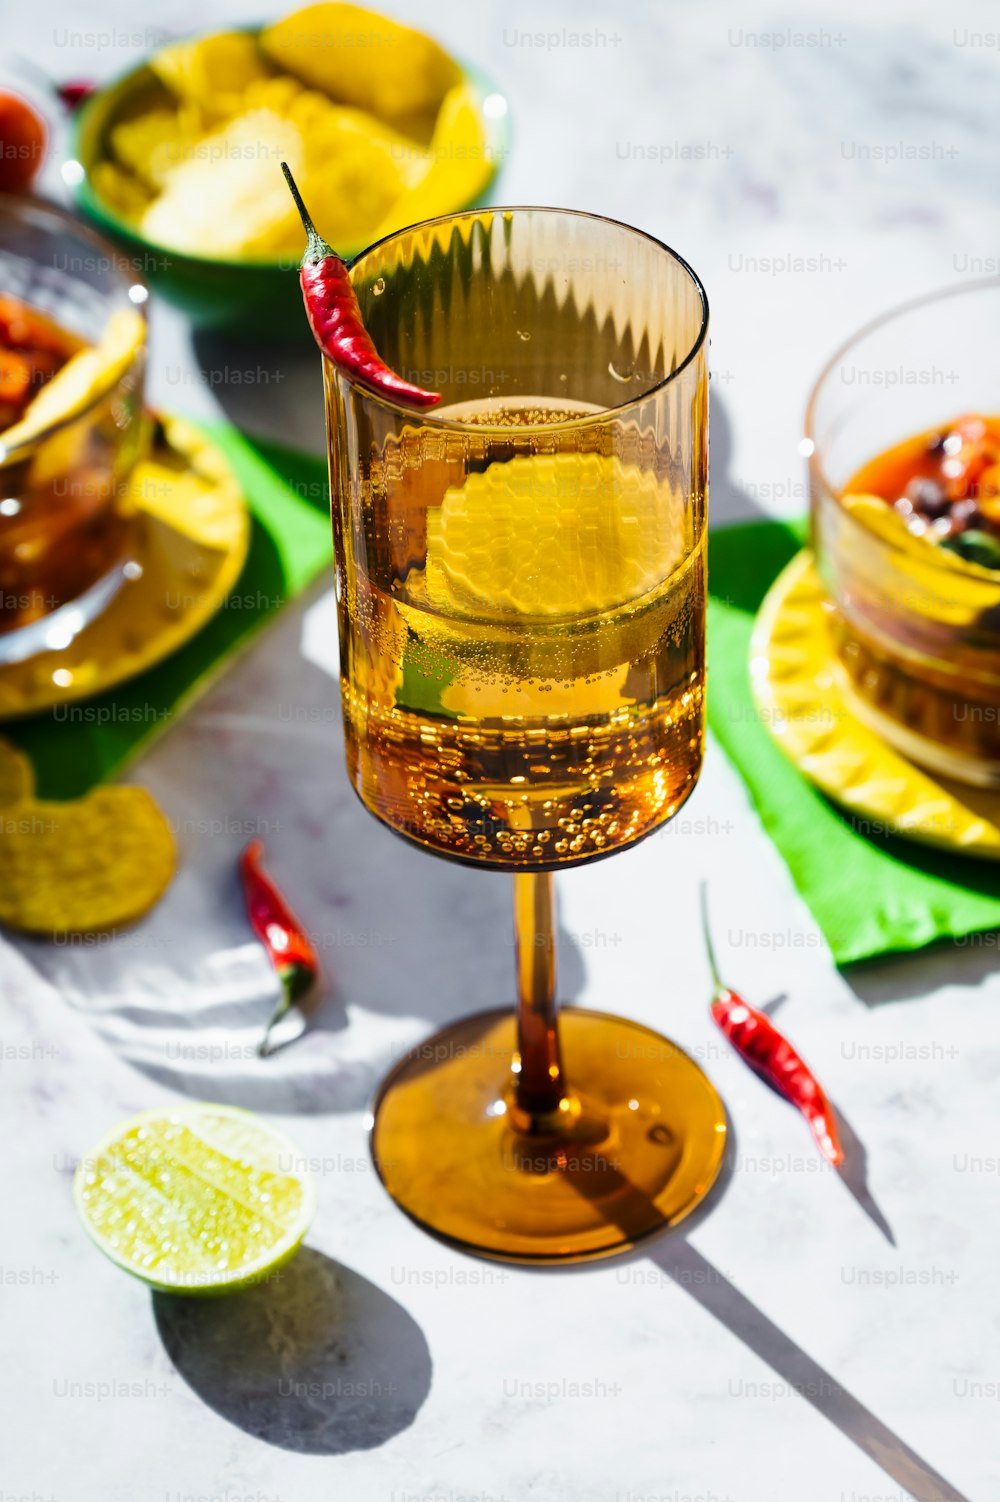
[511,873,568,1129]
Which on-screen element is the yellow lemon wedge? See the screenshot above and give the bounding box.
[841,491,947,561]
[844,491,1000,583]
[0,307,144,458]
[751,549,1000,860]
[839,490,1000,627]
[425,452,684,619]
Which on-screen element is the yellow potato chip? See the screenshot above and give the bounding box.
[299,104,423,246]
[0,786,175,935]
[151,31,273,117]
[110,106,204,190]
[0,739,33,809]
[92,9,480,262]
[260,3,460,127]
[140,107,306,257]
[243,76,304,116]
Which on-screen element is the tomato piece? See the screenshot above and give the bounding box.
[0,91,47,193]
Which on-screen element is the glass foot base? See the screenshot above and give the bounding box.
[370,1007,727,1264]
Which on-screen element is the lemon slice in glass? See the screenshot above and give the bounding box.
[840,490,999,626]
[74,1105,316,1296]
[0,307,144,456]
[426,452,683,618]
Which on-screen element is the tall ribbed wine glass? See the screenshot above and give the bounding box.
[324,207,724,1262]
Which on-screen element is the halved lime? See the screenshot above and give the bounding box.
[73,1104,316,1296]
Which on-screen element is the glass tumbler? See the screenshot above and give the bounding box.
[0,195,147,665]
[807,277,1000,786]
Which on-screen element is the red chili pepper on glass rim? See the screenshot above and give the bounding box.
[240,840,319,1057]
[280,162,440,409]
[700,886,844,1167]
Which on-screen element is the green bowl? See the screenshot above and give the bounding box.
[68,37,509,338]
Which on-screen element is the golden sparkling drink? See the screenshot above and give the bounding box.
[334,396,705,868]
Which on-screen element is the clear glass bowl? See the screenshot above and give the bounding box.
[806,278,1000,786]
[0,196,147,665]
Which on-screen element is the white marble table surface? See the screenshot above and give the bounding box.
[2,0,1000,1498]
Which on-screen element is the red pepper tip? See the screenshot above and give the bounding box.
[392,382,441,409]
[815,1115,845,1167]
[819,1137,845,1168]
[240,837,264,874]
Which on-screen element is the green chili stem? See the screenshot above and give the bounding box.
[699,881,726,996]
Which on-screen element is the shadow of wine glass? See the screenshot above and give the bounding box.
[510,1112,961,1502]
[153,1247,432,1454]
[645,1235,969,1502]
[617,1126,959,1502]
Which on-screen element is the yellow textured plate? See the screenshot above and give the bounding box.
[0,415,249,720]
[750,548,1000,860]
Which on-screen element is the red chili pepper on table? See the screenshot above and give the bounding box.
[9,58,95,113]
[280,161,440,409]
[239,840,319,1057]
[700,887,844,1166]
[56,81,95,111]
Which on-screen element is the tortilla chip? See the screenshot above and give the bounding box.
[0,786,175,934]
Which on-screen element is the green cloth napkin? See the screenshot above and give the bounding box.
[5,422,332,800]
[707,520,1000,965]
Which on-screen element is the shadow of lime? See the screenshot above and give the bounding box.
[154,1247,431,1454]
